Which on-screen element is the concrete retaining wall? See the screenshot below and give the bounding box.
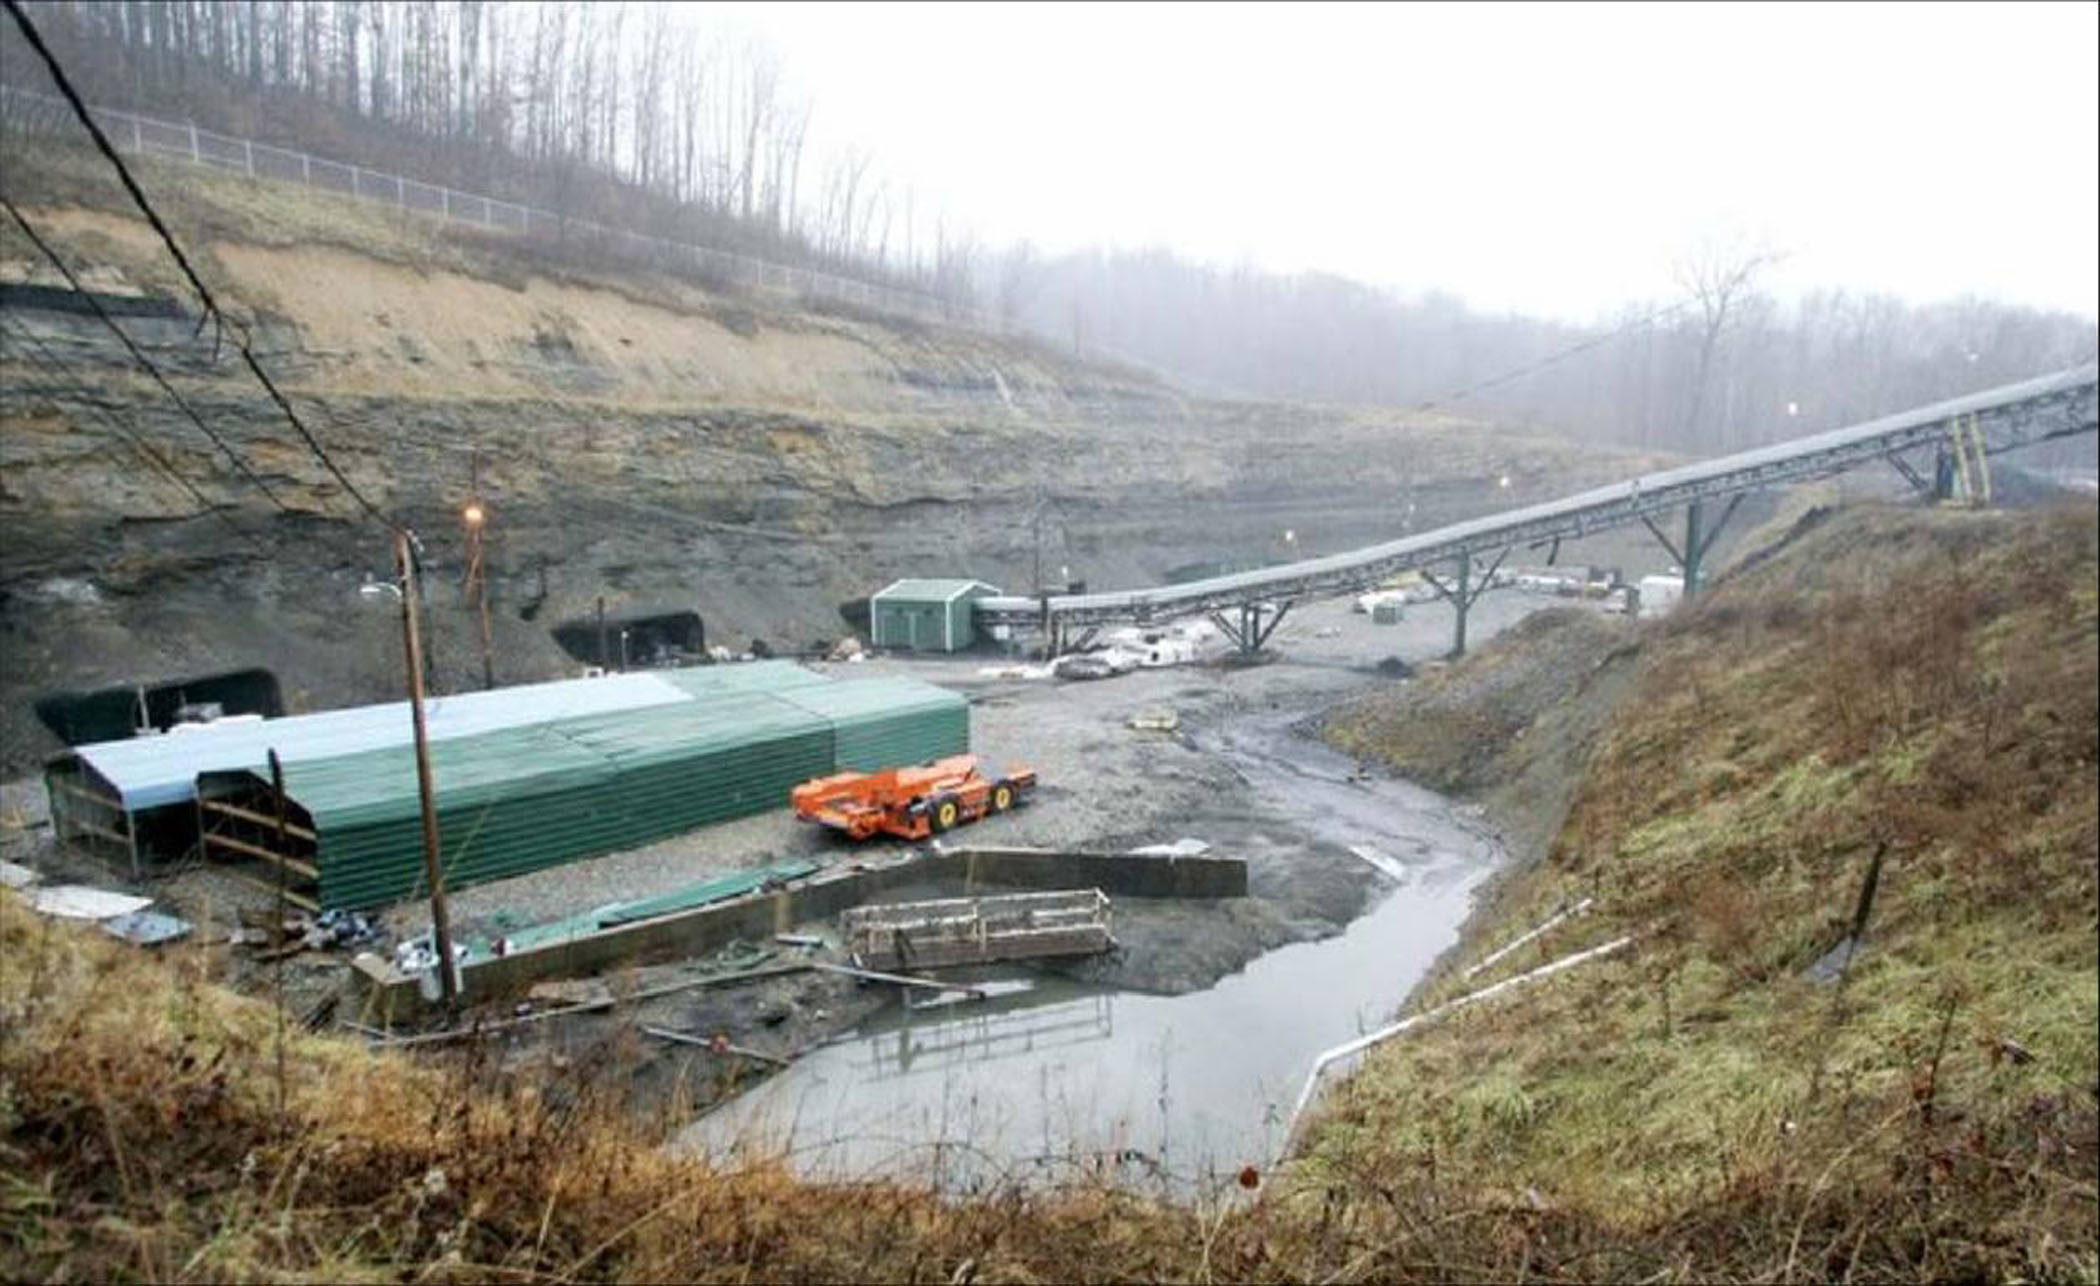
[360,845,1247,1020]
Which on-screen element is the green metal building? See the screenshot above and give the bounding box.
[868,579,1001,652]
[775,677,973,771]
[192,667,970,911]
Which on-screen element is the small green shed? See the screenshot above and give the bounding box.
[869,579,1002,652]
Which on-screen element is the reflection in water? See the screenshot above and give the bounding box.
[867,992,1115,1081]
[682,714,1505,1191]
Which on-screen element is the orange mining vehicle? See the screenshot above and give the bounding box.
[791,754,1038,841]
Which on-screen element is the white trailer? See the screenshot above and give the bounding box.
[1636,574,1685,618]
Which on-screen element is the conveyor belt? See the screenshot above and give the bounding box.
[977,362,2097,629]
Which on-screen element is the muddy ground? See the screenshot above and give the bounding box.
[1,584,1634,1123]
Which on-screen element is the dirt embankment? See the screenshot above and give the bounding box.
[1321,606,1641,860]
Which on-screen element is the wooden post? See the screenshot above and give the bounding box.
[269,749,289,1128]
[463,483,494,691]
[396,531,459,1011]
[474,542,494,691]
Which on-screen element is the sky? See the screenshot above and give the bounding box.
[706,0,2098,323]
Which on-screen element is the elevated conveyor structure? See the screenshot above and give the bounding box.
[977,363,2098,654]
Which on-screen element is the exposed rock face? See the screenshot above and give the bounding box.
[0,194,1663,769]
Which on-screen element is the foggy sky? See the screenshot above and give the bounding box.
[711,0,2099,322]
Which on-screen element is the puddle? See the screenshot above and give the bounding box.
[678,713,1503,1190]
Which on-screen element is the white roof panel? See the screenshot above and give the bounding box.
[72,672,693,810]
[872,578,1000,603]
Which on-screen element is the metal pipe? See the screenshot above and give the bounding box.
[1277,933,1636,1165]
[1461,897,1595,979]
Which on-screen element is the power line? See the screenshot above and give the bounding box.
[0,0,220,333]
[1,318,254,538]
[3,0,395,531]
[2,197,296,512]
[1410,298,1696,415]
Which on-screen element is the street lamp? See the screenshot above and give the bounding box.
[461,500,494,690]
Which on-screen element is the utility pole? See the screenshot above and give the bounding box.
[268,748,288,1133]
[1031,481,1046,593]
[461,474,495,690]
[396,529,459,1011]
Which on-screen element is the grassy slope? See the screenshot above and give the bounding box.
[1303,502,2099,1279]
[3,502,2092,1283]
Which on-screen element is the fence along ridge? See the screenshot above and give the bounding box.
[0,85,974,328]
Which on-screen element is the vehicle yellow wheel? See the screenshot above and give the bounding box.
[990,783,1014,813]
[932,797,961,832]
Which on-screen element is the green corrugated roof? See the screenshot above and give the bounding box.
[772,677,966,724]
[556,693,830,768]
[775,678,969,772]
[252,672,976,911]
[483,860,822,954]
[560,693,834,850]
[873,578,998,602]
[653,660,833,698]
[279,726,617,832]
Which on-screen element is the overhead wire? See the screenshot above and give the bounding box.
[3,0,395,531]
[2,197,296,512]
[0,318,252,536]
[1409,298,1697,415]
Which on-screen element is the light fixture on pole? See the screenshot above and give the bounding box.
[461,496,495,691]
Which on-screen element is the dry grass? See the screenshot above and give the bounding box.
[0,897,1231,1282]
[3,502,2093,1283]
[1299,502,2099,1281]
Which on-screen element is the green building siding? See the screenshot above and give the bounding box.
[555,696,834,851]
[868,579,999,652]
[872,600,956,651]
[281,728,624,912]
[775,679,970,772]
[248,667,973,911]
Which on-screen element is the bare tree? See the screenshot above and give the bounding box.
[997,240,1045,333]
[1674,241,1778,451]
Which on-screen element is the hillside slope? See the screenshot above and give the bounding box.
[1306,501,2099,1279]
[0,140,1665,767]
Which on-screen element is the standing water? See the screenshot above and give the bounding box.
[679,714,1504,1190]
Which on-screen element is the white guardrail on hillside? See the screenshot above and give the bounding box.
[0,86,970,328]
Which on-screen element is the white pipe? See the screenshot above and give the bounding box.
[1278,933,1636,1164]
[1462,897,1595,979]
